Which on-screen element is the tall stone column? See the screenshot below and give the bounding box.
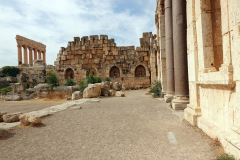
[28,47,33,66]
[43,51,46,64]
[17,45,22,65]
[159,12,167,94]
[23,46,28,64]
[34,49,37,60]
[38,50,42,60]
[171,0,189,110]
[164,0,175,102]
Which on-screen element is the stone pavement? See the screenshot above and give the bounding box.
[0,90,221,160]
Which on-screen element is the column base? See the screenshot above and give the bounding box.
[164,94,174,103]
[184,105,201,126]
[172,97,189,110]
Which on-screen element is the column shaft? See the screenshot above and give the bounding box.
[38,50,42,60]
[17,45,22,65]
[172,0,189,96]
[43,51,46,64]
[34,49,37,60]
[23,46,28,64]
[165,0,175,95]
[29,47,33,66]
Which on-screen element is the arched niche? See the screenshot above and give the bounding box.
[65,68,74,79]
[109,66,120,78]
[135,65,146,77]
[86,68,97,76]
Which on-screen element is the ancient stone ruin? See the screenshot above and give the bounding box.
[16,35,46,66]
[52,33,158,89]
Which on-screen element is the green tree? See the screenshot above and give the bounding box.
[0,87,11,95]
[64,78,76,86]
[86,73,96,84]
[46,70,59,89]
[2,66,20,77]
[86,73,102,84]
[149,81,163,98]
[79,80,87,92]
[104,77,111,82]
[95,76,102,83]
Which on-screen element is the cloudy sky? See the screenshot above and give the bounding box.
[0,0,156,67]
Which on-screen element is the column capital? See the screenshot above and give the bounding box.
[17,44,22,48]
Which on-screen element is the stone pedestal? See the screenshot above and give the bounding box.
[164,94,174,103]
[184,105,201,126]
[172,97,189,110]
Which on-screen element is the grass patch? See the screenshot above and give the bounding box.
[216,154,235,160]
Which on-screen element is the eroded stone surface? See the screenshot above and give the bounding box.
[3,112,21,123]
[19,114,42,126]
[83,83,101,98]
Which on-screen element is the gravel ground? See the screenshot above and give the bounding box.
[0,99,67,114]
[0,90,221,160]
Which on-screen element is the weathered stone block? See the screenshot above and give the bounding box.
[3,112,21,123]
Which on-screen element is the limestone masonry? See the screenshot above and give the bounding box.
[155,0,240,158]
[52,33,158,88]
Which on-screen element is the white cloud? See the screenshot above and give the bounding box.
[0,0,156,67]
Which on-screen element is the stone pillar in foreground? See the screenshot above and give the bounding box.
[29,47,33,66]
[38,50,42,60]
[17,45,22,65]
[171,0,189,110]
[23,46,28,64]
[164,0,175,102]
[34,49,37,60]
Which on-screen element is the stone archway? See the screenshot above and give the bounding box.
[135,65,146,77]
[86,68,97,76]
[109,66,120,78]
[65,68,74,79]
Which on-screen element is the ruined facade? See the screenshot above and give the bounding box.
[185,0,240,158]
[16,35,46,66]
[156,0,240,158]
[53,33,158,88]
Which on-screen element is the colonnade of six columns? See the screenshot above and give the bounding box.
[17,45,46,66]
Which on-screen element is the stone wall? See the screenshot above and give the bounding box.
[183,0,240,158]
[53,33,157,88]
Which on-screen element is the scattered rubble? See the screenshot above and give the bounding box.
[19,114,42,126]
[3,112,22,123]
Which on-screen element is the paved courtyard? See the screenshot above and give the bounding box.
[0,90,222,160]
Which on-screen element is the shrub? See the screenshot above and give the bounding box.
[217,154,235,160]
[149,81,163,98]
[86,73,102,84]
[64,78,76,86]
[0,86,11,94]
[105,77,111,82]
[79,80,87,92]
[46,70,59,89]
[2,66,20,77]
[95,76,102,83]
